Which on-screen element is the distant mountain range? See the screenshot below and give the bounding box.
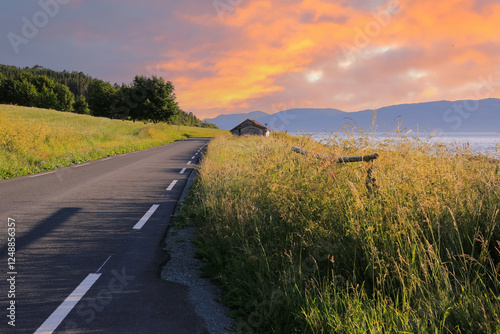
[205,98,500,133]
[205,111,271,130]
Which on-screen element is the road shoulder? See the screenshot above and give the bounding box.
[161,169,235,334]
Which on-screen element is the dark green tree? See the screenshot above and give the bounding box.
[73,95,90,114]
[0,72,75,111]
[128,76,179,123]
[51,81,74,111]
[200,122,218,129]
[110,84,134,120]
[0,73,38,106]
[35,85,59,109]
[31,75,74,111]
[174,109,218,128]
[0,64,219,127]
[87,81,119,117]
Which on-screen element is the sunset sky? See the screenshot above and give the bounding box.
[2,0,500,119]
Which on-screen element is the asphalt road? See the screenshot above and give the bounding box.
[0,137,211,333]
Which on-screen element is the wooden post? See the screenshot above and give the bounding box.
[292,146,378,163]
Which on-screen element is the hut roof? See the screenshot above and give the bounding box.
[230,119,270,132]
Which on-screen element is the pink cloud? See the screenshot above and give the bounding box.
[159,0,500,118]
[5,0,500,119]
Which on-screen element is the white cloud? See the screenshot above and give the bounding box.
[407,69,427,80]
[306,70,324,83]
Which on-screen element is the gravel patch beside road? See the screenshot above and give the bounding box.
[161,170,235,334]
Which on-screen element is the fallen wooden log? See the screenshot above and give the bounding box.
[292,146,379,163]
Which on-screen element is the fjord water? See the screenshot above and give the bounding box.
[313,132,500,156]
[426,132,499,155]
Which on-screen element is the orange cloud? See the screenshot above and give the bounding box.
[160,0,500,118]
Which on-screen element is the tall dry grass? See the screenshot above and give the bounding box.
[181,132,500,333]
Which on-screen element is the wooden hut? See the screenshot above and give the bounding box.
[230,119,270,137]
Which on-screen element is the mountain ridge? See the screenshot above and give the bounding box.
[205,98,500,133]
[204,110,271,130]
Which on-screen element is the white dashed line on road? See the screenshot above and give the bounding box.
[96,256,112,273]
[72,163,91,168]
[29,171,56,178]
[133,204,160,230]
[166,180,178,191]
[180,168,187,174]
[34,273,101,334]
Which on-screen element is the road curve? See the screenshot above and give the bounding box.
[0,137,211,333]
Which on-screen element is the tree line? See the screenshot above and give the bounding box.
[0,64,217,128]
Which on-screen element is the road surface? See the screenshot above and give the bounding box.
[0,137,211,333]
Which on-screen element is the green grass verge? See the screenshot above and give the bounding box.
[0,104,227,179]
[178,132,500,333]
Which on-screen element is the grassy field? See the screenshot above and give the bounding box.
[179,132,500,333]
[0,104,227,179]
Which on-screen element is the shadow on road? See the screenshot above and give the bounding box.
[0,207,81,257]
